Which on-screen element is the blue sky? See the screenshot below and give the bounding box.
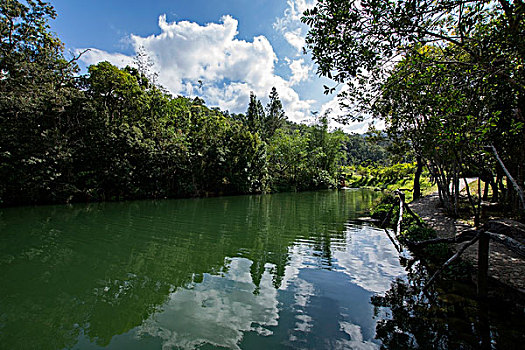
[49,0,373,132]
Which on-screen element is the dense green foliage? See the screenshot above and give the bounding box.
[342,132,391,166]
[303,0,525,219]
[343,162,434,200]
[0,0,348,206]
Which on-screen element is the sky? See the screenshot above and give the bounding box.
[48,0,376,133]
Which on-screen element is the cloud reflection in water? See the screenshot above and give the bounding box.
[136,258,279,350]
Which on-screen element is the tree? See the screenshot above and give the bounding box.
[374,42,523,217]
[0,0,80,204]
[303,1,524,101]
[303,0,525,214]
[133,45,158,87]
[263,87,286,140]
[267,129,310,190]
[307,111,346,188]
[244,91,265,135]
[0,0,357,206]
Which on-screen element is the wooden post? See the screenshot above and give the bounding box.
[477,231,489,299]
[413,155,423,200]
[396,191,405,235]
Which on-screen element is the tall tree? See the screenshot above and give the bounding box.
[0,0,79,204]
[263,87,286,140]
[245,91,265,134]
[133,45,158,87]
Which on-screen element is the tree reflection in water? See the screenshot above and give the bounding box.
[372,261,525,349]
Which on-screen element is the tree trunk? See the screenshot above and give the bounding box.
[483,179,489,201]
[413,155,423,200]
[490,144,525,209]
[477,177,483,224]
[429,161,451,212]
[454,162,460,217]
[464,177,480,227]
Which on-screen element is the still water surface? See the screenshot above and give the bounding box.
[0,189,406,349]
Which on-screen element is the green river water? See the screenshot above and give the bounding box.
[0,189,523,349]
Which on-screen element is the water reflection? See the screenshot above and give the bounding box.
[137,258,279,350]
[372,262,525,349]
[1,190,402,349]
[333,224,406,293]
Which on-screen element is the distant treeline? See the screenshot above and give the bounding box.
[0,1,393,206]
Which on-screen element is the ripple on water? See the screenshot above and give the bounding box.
[1,190,403,350]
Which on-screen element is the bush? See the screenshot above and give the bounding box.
[401,226,450,261]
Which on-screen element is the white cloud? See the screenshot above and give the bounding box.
[274,0,316,54]
[284,29,305,52]
[333,225,406,293]
[276,0,317,25]
[287,58,310,86]
[80,48,134,68]
[274,0,384,132]
[319,85,385,134]
[78,15,314,123]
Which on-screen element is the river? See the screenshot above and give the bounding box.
[1,189,523,349]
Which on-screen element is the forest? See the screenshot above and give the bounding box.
[0,0,392,206]
[2,0,524,221]
[302,0,525,220]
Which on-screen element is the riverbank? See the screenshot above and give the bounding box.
[409,192,525,295]
[342,163,434,202]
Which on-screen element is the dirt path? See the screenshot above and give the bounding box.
[409,192,525,294]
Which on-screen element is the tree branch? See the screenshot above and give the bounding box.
[489,144,525,209]
[407,229,480,248]
[68,48,90,64]
[423,233,480,291]
[485,231,525,258]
